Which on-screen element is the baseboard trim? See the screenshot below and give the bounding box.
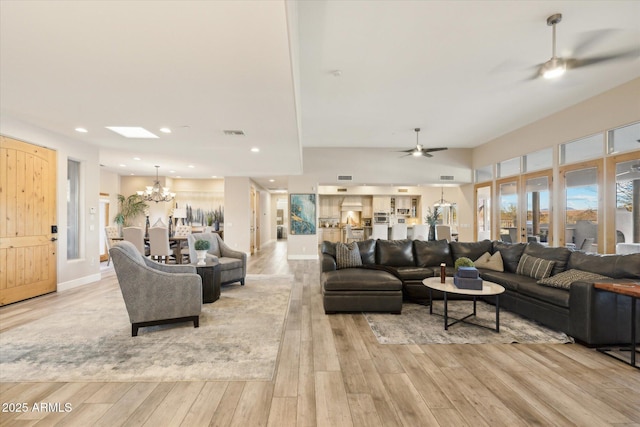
[57,273,102,292]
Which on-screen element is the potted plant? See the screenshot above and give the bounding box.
[454,257,475,272]
[114,194,148,235]
[194,239,210,265]
[424,206,441,241]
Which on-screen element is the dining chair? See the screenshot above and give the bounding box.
[411,224,429,241]
[104,226,120,265]
[123,227,148,256]
[371,224,388,240]
[173,225,192,263]
[148,227,175,263]
[345,224,363,243]
[436,225,452,243]
[391,223,407,240]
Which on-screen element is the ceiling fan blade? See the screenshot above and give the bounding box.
[567,48,640,69]
[418,152,433,158]
[572,29,619,57]
[423,147,448,153]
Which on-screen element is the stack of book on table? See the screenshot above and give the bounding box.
[453,267,482,290]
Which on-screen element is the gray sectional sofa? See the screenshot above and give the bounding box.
[320,238,640,346]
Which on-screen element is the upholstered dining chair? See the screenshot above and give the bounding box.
[148,226,175,263]
[173,225,192,263]
[188,233,247,286]
[436,225,452,243]
[123,226,148,256]
[109,241,202,336]
[371,224,388,240]
[104,225,120,266]
[391,223,407,240]
[412,224,429,241]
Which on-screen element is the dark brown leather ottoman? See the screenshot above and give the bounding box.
[322,268,403,314]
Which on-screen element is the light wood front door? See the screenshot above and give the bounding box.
[0,136,57,306]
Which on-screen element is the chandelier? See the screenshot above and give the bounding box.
[433,186,453,207]
[137,166,175,203]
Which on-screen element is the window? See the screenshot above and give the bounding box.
[524,174,551,244]
[67,159,80,259]
[497,157,520,178]
[498,180,518,242]
[560,133,603,165]
[607,122,640,154]
[524,148,552,172]
[562,164,601,252]
[475,184,491,241]
[475,165,493,183]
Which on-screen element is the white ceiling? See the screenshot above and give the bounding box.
[1,1,639,190]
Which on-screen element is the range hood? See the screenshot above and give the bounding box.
[341,197,363,211]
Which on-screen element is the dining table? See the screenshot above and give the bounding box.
[112,235,189,264]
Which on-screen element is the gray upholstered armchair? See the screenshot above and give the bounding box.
[188,233,247,286]
[109,241,202,336]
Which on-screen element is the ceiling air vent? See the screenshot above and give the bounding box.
[440,175,454,181]
[397,188,409,193]
[223,130,245,136]
[337,188,348,192]
[337,175,353,181]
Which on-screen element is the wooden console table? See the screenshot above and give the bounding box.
[594,282,640,369]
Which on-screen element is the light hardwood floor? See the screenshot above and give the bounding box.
[1,240,639,426]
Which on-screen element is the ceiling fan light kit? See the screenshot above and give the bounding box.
[542,13,566,79]
[399,128,448,158]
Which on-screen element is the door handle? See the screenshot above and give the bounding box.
[51,237,58,242]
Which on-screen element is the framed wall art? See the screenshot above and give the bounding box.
[290,194,316,235]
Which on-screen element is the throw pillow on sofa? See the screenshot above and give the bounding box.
[336,242,363,269]
[516,253,555,280]
[537,269,612,290]
[474,251,504,272]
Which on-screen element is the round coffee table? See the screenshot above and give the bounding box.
[422,276,505,332]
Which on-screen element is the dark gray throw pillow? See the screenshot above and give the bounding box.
[336,242,363,269]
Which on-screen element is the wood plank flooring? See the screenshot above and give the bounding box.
[1,240,639,426]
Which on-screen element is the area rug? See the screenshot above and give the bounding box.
[365,302,573,345]
[0,274,292,382]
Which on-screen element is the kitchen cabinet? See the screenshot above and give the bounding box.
[396,197,410,210]
[362,196,373,218]
[320,228,341,243]
[319,196,340,218]
[372,196,391,213]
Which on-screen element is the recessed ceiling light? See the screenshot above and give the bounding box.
[75,127,88,133]
[269,179,275,182]
[159,127,171,133]
[169,170,176,173]
[251,147,260,153]
[106,126,159,138]
[188,165,195,168]
[176,176,181,178]
[133,157,141,161]
[211,175,217,178]
[119,164,126,167]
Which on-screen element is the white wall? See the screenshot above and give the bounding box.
[1,116,101,290]
[224,177,251,253]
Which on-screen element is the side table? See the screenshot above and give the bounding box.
[594,282,639,369]
[192,259,221,303]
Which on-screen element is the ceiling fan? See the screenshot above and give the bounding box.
[535,13,639,80]
[399,128,447,158]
